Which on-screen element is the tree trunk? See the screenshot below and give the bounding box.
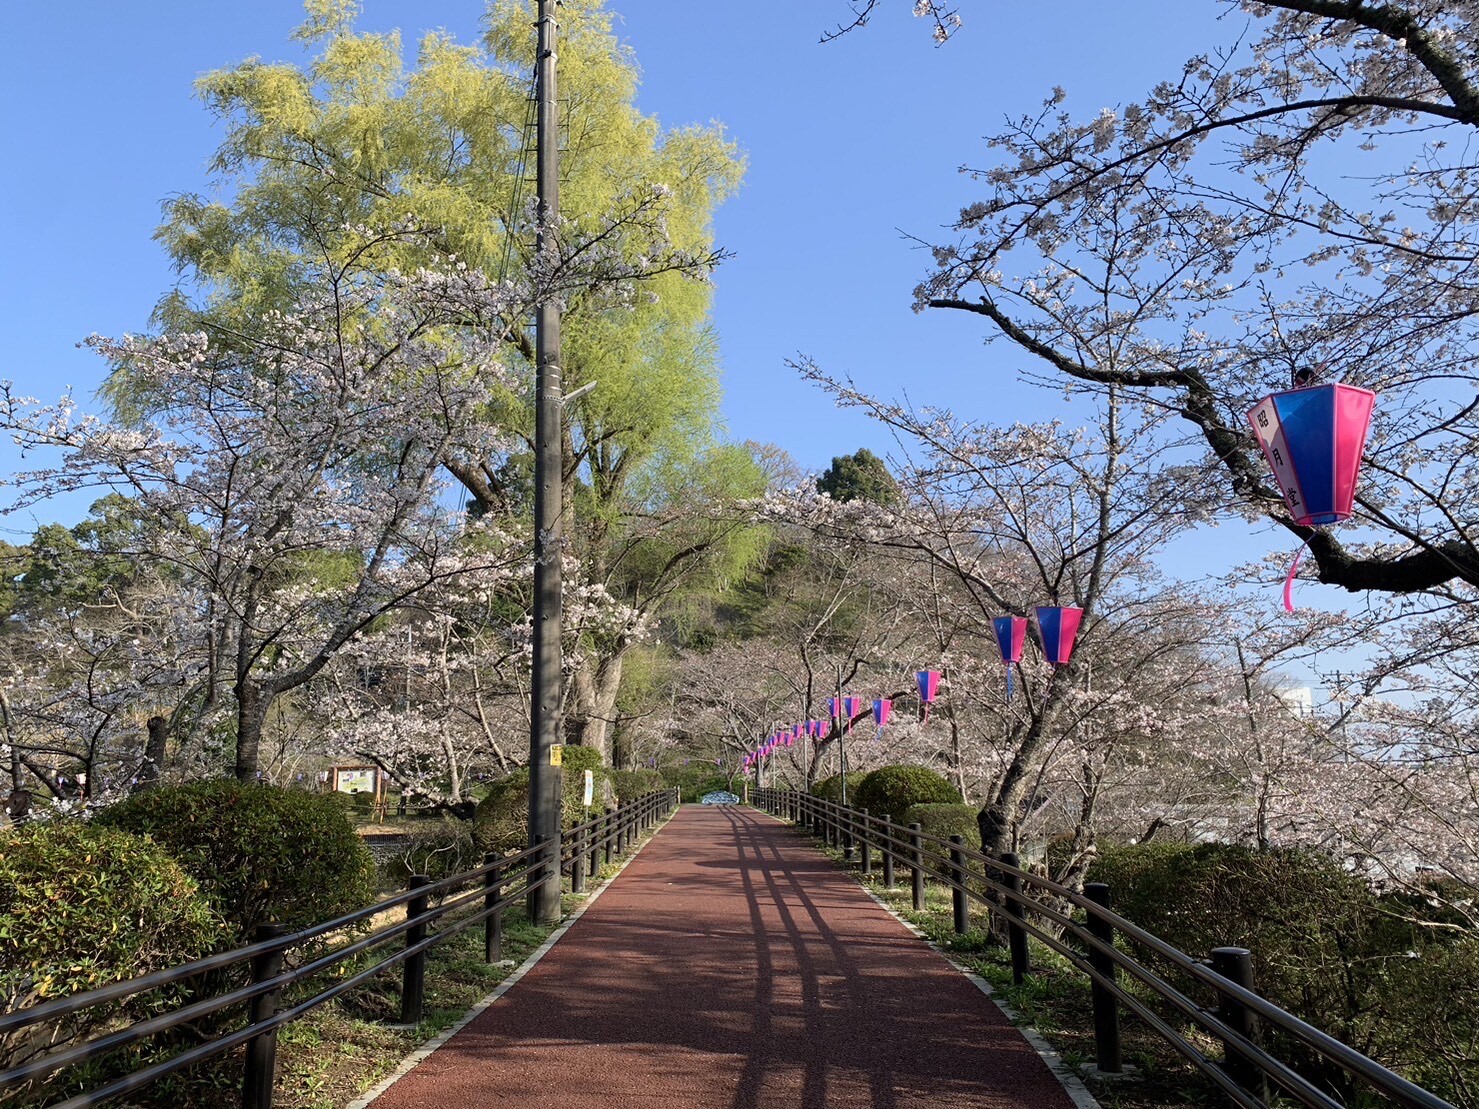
[234,680,270,781]
[976,676,1071,858]
[133,715,170,793]
[576,652,625,764]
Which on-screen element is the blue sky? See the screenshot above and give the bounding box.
[0,1,1222,509]
[1,0,1337,659]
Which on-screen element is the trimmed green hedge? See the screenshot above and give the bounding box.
[609,768,664,803]
[0,822,220,1073]
[1086,842,1479,1103]
[811,772,866,803]
[900,803,979,847]
[854,766,961,817]
[95,781,376,945]
[474,747,610,853]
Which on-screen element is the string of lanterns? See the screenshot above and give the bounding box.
[744,377,1376,776]
[739,605,1084,775]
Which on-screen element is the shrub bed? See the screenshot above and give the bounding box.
[608,768,663,802]
[0,821,220,1077]
[474,746,611,853]
[96,780,376,945]
[854,765,962,817]
[1086,841,1479,1103]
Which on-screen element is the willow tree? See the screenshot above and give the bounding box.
[128,0,762,765]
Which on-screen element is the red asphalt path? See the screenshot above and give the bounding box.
[366,805,1079,1109]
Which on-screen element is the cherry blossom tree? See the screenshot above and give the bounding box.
[912,1,1479,597]
[2,246,528,782]
[763,362,1222,859]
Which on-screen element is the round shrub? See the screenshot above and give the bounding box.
[474,769,533,853]
[854,765,962,818]
[1,821,219,1071]
[811,771,866,803]
[95,780,376,945]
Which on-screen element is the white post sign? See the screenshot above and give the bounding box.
[582,768,594,808]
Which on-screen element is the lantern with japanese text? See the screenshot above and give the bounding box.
[1246,382,1376,610]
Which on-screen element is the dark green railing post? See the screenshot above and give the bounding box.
[950,835,969,933]
[881,814,896,889]
[859,809,872,878]
[1084,882,1122,1074]
[1212,946,1267,1101]
[604,807,615,866]
[1000,852,1029,984]
[400,874,431,1024]
[571,821,586,894]
[909,822,925,911]
[241,922,289,1109]
[483,854,503,963]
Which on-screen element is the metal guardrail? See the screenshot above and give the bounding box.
[754,788,1456,1109]
[1,789,679,1109]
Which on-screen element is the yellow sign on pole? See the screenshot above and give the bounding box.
[550,743,563,767]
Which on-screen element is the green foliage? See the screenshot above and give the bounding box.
[561,745,608,813]
[473,770,533,854]
[474,749,609,852]
[1087,842,1479,1102]
[900,803,980,848]
[0,822,219,1072]
[6,496,167,614]
[383,816,479,888]
[660,759,731,802]
[854,765,962,818]
[816,448,899,505]
[608,768,664,802]
[811,772,866,803]
[95,781,376,944]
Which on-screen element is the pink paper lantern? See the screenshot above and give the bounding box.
[1035,606,1083,666]
[1247,382,1376,609]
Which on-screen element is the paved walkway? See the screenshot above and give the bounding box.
[366,805,1079,1109]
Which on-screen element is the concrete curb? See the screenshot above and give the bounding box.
[346,807,679,1109]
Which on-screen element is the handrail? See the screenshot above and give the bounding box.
[2,787,680,1109]
[755,787,1454,1109]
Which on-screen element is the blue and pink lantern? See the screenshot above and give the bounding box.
[992,616,1027,701]
[916,669,941,722]
[1035,606,1083,667]
[1247,381,1376,610]
[872,697,892,739]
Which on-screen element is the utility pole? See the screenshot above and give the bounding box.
[528,0,564,926]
